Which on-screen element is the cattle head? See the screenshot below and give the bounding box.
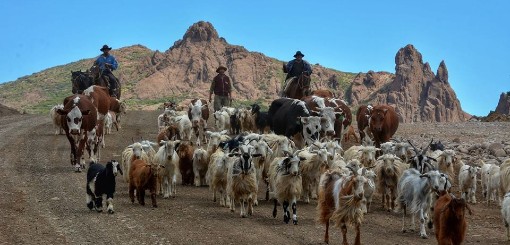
[369,107,388,132]
[314,107,337,136]
[300,116,323,145]
[58,105,91,135]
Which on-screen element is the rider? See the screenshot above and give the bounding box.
[281,51,312,96]
[94,45,119,96]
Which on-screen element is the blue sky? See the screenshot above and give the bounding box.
[1,0,508,116]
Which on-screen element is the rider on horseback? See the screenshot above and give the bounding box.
[281,51,312,97]
[94,45,119,96]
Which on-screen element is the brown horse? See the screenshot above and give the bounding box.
[89,65,121,99]
[318,169,366,245]
[71,70,93,94]
[282,73,311,99]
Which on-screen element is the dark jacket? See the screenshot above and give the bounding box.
[210,74,232,96]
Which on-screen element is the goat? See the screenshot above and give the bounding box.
[207,147,230,206]
[375,154,406,211]
[129,158,160,207]
[358,167,376,214]
[226,145,261,217]
[251,103,270,134]
[120,142,149,183]
[488,164,501,206]
[458,164,478,204]
[156,125,180,142]
[86,160,122,213]
[299,148,330,203]
[437,149,457,185]
[213,110,230,131]
[434,192,472,245]
[502,192,510,241]
[407,139,436,174]
[396,168,449,238]
[500,159,510,203]
[50,104,65,135]
[317,169,366,245]
[268,151,305,225]
[192,147,209,187]
[177,141,195,185]
[480,161,492,199]
[153,140,180,198]
[344,145,379,168]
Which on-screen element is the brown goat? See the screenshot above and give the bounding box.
[156,125,180,143]
[434,191,472,245]
[344,125,359,143]
[318,170,366,245]
[177,141,195,185]
[129,159,160,207]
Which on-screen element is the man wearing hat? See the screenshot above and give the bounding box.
[94,45,119,96]
[209,65,233,111]
[281,51,312,96]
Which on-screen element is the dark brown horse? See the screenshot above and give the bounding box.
[89,65,121,99]
[282,73,311,99]
[71,71,93,94]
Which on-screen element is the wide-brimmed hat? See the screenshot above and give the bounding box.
[216,66,227,73]
[293,51,305,58]
[100,45,112,52]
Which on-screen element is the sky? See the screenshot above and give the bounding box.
[0,0,508,116]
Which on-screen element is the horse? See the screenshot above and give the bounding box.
[71,71,93,94]
[282,73,311,100]
[89,65,121,99]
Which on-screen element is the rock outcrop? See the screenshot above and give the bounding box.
[495,92,510,115]
[349,44,467,123]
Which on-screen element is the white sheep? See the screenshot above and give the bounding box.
[458,164,478,204]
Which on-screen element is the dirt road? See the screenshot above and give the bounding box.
[0,111,508,244]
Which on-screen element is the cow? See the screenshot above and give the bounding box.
[188,99,209,145]
[325,98,352,140]
[301,96,338,137]
[369,105,399,148]
[268,98,324,146]
[356,105,373,144]
[83,85,111,158]
[311,89,335,98]
[58,94,98,172]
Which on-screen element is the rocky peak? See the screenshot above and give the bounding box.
[436,60,448,83]
[182,21,220,42]
[495,92,510,115]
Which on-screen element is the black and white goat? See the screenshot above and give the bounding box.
[86,160,122,213]
[408,139,437,174]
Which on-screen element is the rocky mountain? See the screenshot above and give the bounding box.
[495,92,510,115]
[0,21,468,123]
[347,44,468,123]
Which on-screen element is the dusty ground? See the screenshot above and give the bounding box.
[0,110,509,245]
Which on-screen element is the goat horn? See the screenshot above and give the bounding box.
[407,140,419,154]
[422,138,434,155]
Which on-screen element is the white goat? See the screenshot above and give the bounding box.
[154,140,180,198]
[298,148,330,203]
[207,148,230,207]
[120,142,149,183]
[344,145,379,168]
[488,164,501,206]
[213,110,230,132]
[501,192,510,241]
[500,159,510,203]
[358,167,377,214]
[192,147,209,187]
[458,164,478,204]
[396,169,449,239]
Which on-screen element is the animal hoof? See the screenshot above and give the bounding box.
[153,205,158,208]
[420,234,429,239]
[96,208,103,213]
[272,211,277,218]
[402,229,406,233]
[293,220,298,225]
[87,202,94,210]
[108,209,114,214]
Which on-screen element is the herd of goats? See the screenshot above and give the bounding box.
[50,86,510,245]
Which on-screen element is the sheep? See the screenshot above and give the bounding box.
[268,151,305,225]
[358,167,376,214]
[207,147,230,207]
[458,164,478,204]
[86,160,122,213]
[192,147,209,187]
[50,104,65,135]
[374,154,405,211]
[153,140,180,198]
[488,164,501,206]
[317,169,367,245]
[437,149,457,185]
[298,148,330,203]
[500,159,510,203]
[226,145,261,217]
[177,141,195,185]
[120,142,149,183]
[434,191,472,245]
[502,192,510,241]
[344,145,379,168]
[129,158,160,207]
[396,168,449,239]
[213,110,230,131]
